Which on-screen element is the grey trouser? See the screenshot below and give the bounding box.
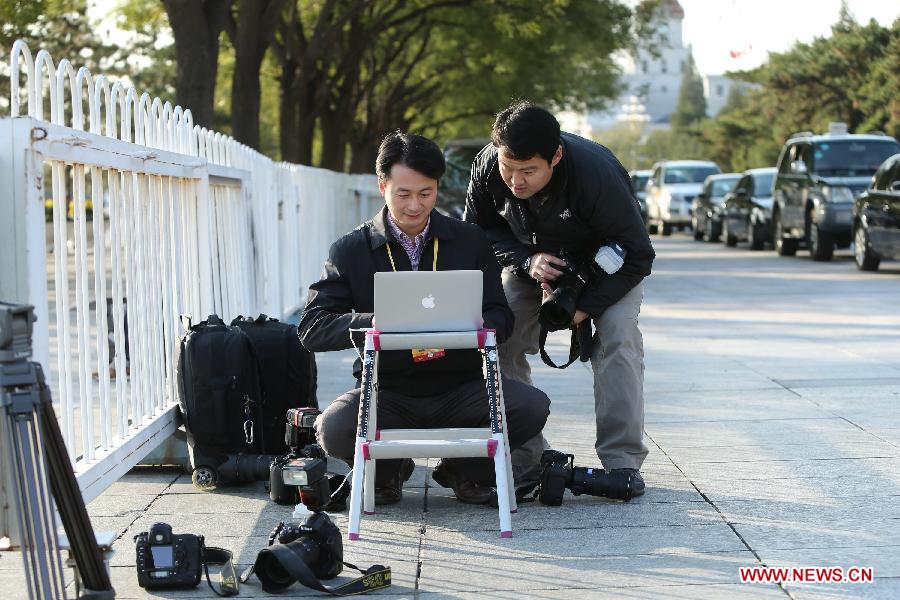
[315,377,550,487]
[501,269,648,473]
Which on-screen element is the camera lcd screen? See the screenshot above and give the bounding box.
[301,413,317,428]
[151,545,174,568]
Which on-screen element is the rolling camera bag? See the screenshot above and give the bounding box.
[230,314,318,455]
[177,314,274,489]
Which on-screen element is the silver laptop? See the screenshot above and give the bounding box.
[374,270,483,333]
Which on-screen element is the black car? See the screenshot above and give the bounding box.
[772,124,900,261]
[440,138,489,218]
[721,167,777,249]
[852,153,900,271]
[691,173,740,241]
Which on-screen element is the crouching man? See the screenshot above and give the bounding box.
[298,132,550,506]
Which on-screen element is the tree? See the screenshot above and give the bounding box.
[671,54,706,130]
[161,0,231,131]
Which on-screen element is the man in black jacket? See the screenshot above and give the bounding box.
[298,132,550,506]
[464,102,654,495]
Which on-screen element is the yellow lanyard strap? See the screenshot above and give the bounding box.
[386,237,438,272]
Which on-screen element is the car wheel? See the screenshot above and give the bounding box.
[748,219,764,251]
[693,220,704,241]
[807,214,834,261]
[661,222,673,236]
[774,212,797,256]
[648,222,658,235]
[854,223,880,271]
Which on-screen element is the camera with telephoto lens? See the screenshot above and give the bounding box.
[134,523,203,590]
[270,407,331,507]
[538,449,635,505]
[538,251,603,332]
[253,512,343,593]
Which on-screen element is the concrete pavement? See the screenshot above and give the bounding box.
[2,234,899,598]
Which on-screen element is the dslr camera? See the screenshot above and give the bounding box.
[270,407,331,507]
[538,449,635,505]
[538,250,602,332]
[134,523,203,590]
[252,512,343,593]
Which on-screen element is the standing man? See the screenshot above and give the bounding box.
[464,101,654,494]
[299,131,550,506]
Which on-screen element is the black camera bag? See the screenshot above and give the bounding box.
[177,314,268,481]
[231,314,318,454]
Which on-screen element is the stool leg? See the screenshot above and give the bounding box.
[348,341,377,540]
[495,372,517,513]
[483,333,512,538]
[363,353,379,515]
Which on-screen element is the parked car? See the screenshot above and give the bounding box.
[440,138,488,218]
[646,160,721,235]
[691,173,741,241]
[771,124,900,261]
[852,152,900,271]
[629,169,651,223]
[720,167,777,249]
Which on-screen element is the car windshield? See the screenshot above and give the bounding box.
[812,140,900,177]
[442,145,483,191]
[632,174,649,191]
[752,173,775,196]
[664,166,720,184]
[710,178,739,196]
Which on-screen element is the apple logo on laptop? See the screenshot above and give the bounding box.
[421,294,436,309]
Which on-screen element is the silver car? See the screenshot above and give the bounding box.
[646,160,721,235]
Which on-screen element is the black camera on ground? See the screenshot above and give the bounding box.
[253,512,343,593]
[134,522,203,590]
[538,449,635,505]
[270,407,332,508]
[538,251,602,332]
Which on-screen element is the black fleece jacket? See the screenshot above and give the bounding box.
[463,132,655,316]
[297,207,514,397]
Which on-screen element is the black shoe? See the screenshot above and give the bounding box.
[611,468,645,497]
[373,459,415,506]
[431,463,497,505]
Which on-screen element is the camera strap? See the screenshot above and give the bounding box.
[241,546,391,595]
[538,321,592,369]
[201,544,240,597]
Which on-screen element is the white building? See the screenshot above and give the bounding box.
[559,0,746,137]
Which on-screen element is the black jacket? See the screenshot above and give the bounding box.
[463,132,655,315]
[298,207,514,397]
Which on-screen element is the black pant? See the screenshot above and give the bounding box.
[315,377,550,487]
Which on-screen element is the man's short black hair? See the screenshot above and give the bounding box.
[375,131,446,181]
[491,101,561,163]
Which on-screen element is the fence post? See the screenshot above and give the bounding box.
[0,117,50,548]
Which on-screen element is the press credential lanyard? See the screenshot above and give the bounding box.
[385,237,444,361]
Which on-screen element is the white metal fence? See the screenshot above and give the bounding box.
[0,40,381,517]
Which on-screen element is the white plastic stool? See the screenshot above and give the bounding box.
[347,328,516,540]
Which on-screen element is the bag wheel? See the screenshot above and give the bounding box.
[192,466,219,491]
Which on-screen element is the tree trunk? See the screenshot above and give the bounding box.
[163,0,231,130]
[230,0,285,150]
[318,109,348,171]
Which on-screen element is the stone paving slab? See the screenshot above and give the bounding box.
[5,234,900,598]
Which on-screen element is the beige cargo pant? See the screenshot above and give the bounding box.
[501,269,648,485]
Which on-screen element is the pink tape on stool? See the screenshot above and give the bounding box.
[486,439,498,458]
[361,442,371,460]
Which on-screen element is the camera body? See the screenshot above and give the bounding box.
[270,407,332,507]
[539,251,602,331]
[254,512,343,592]
[538,449,634,505]
[134,523,203,590]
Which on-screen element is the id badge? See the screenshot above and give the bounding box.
[411,348,446,363]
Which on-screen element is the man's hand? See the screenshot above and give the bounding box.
[529,252,567,283]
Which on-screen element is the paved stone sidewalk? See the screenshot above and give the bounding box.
[2,235,898,598]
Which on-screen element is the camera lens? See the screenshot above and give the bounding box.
[540,287,578,331]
